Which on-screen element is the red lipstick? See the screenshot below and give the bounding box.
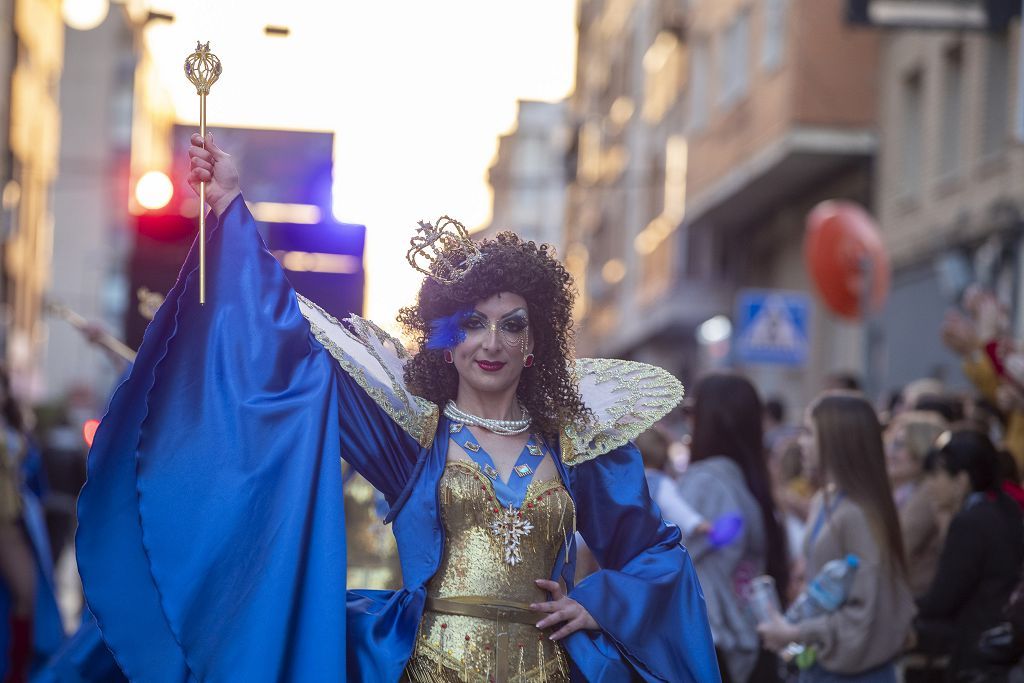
[476,360,506,372]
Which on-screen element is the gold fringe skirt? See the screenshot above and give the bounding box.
[403,598,570,683]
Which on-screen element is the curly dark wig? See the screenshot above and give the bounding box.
[397,232,587,437]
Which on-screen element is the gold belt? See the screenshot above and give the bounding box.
[425,596,540,626]
[423,596,548,682]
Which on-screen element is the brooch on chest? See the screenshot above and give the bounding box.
[490,505,535,566]
[448,425,550,566]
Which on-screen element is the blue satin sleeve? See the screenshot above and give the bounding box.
[565,444,720,682]
[76,196,375,682]
[333,364,421,505]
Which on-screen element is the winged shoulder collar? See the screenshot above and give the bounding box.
[297,294,439,448]
[560,358,684,466]
[297,295,683,461]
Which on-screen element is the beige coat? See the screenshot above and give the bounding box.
[796,494,916,674]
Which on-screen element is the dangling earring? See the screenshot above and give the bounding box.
[443,349,454,364]
[523,354,535,368]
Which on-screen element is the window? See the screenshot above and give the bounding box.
[663,135,688,223]
[719,9,751,107]
[639,232,674,302]
[982,33,1010,159]
[901,69,924,197]
[643,30,685,124]
[647,153,665,221]
[939,44,963,178]
[689,37,710,131]
[761,0,786,71]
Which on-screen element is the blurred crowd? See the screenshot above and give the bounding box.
[8,286,1024,682]
[586,285,1024,683]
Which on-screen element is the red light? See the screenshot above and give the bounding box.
[82,419,100,447]
[134,211,196,241]
[135,171,174,211]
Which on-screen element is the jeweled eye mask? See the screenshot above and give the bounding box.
[426,308,530,355]
[461,309,530,355]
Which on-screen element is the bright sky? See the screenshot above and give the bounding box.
[141,0,578,331]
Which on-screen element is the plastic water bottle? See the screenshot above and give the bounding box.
[779,554,859,666]
[747,575,782,625]
[785,554,860,622]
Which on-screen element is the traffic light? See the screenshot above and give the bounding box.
[134,210,196,242]
[125,209,197,348]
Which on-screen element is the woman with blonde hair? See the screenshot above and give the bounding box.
[884,411,947,596]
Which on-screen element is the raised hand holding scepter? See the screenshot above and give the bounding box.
[184,41,222,304]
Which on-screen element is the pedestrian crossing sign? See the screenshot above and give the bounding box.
[734,289,811,366]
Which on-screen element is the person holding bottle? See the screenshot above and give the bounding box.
[758,391,915,682]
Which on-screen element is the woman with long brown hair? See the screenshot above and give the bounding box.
[679,372,789,682]
[759,391,914,682]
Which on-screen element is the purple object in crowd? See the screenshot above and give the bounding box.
[708,513,744,548]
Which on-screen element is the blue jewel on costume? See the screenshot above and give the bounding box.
[513,464,533,478]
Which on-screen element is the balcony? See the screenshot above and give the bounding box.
[684,0,880,231]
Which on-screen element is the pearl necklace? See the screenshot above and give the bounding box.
[443,400,532,436]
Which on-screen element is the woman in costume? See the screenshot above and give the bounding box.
[0,389,36,683]
[0,367,64,683]
[75,133,719,682]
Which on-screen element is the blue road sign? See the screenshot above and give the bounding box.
[734,289,811,366]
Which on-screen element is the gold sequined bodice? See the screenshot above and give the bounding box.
[405,460,574,683]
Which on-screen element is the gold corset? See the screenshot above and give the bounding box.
[404,460,575,683]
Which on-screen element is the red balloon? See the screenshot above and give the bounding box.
[82,418,100,448]
[804,200,890,320]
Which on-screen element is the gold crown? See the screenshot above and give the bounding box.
[406,215,486,285]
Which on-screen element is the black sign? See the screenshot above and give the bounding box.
[847,0,1019,31]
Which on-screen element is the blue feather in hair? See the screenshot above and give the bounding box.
[426,309,471,350]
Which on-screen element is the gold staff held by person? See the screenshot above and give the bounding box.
[184,41,223,304]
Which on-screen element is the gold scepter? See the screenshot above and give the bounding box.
[184,41,222,305]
